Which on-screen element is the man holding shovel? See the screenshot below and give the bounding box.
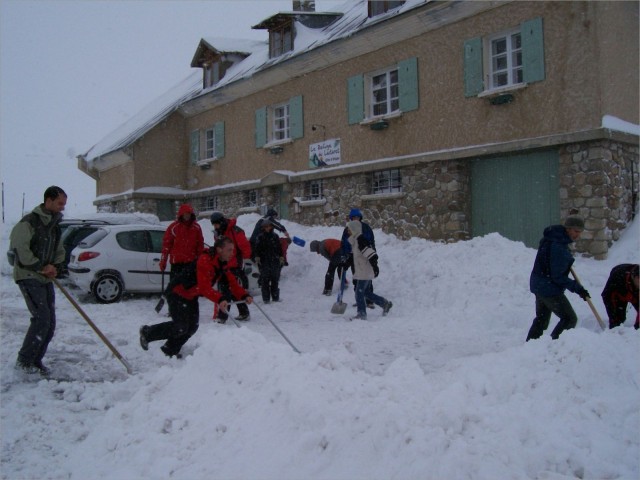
[526,214,591,341]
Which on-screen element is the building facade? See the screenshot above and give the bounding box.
[78,0,639,257]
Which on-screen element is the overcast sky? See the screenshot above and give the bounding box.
[0,0,342,223]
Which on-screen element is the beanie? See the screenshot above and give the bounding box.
[310,240,320,253]
[349,208,363,219]
[564,215,585,230]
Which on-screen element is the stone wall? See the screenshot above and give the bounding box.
[289,159,471,242]
[560,139,639,258]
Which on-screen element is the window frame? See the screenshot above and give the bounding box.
[204,127,215,161]
[270,102,291,142]
[368,0,405,18]
[245,190,259,208]
[304,180,324,201]
[269,20,294,58]
[486,28,523,91]
[371,169,402,195]
[366,66,400,119]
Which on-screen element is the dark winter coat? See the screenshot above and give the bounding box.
[250,215,287,250]
[601,263,639,328]
[161,204,204,266]
[529,225,582,297]
[341,220,375,255]
[254,229,283,274]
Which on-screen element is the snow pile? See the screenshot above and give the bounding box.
[1,215,638,479]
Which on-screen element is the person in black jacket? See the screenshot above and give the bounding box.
[526,214,590,341]
[254,219,284,303]
[250,208,291,264]
[340,208,376,307]
[601,263,639,330]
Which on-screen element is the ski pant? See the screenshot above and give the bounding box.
[260,264,281,302]
[324,253,344,292]
[526,294,577,341]
[354,279,387,318]
[17,279,56,366]
[217,268,249,320]
[146,293,199,355]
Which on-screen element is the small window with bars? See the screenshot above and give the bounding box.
[245,190,259,207]
[372,169,402,194]
[304,180,324,201]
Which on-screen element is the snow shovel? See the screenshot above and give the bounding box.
[570,267,606,330]
[154,270,166,313]
[52,278,133,374]
[331,270,348,314]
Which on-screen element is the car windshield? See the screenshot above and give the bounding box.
[77,228,109,248]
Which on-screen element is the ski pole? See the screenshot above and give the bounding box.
[252,302,301,354]
[52,279,134,374]
[570,267,606,330]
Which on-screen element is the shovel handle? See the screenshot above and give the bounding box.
[570,267,606,330]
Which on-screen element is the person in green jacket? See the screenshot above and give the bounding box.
[9,186,67,376]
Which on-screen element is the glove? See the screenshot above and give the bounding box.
[279,257,285,266]
[373,264,379,278]
[578,288,590,300]
[159,257,167,272]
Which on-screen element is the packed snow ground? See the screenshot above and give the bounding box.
[1,214,638,480]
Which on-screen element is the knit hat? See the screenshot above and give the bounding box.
[349,208,363,219]
[564,215,585,231]
[309,240,320,253]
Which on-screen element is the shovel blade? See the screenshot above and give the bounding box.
[331,301,347,314]
[155,297,165,313]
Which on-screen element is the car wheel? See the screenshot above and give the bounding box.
[92,274,124,303]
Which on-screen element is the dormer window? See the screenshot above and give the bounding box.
[270,20,294,58]
[203,61,220,89]
[368,0,405,18]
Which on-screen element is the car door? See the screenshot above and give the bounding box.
[146,229,165,285]
[114,230,154,291]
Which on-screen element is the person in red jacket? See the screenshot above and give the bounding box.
[210,211,252,321]
[310,238,345,295]
[195,236,253,323]
[601,263,639,330]
[159,204,204,291]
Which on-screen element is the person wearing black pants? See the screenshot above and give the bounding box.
[526,214,591,341]
[140,262,199,358]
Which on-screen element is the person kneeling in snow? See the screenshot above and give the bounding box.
[346,220,392,320]
[195,236,253,324]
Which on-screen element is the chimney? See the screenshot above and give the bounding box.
[293,1,315,12]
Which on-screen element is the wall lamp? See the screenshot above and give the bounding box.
[269,146,284,155]
[311,124,326,131]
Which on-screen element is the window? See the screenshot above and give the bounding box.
[304,180,324,200]
[370,68,399,117]
[148,231,164,254]
[255,96,304,148]
[245,190,259,207]
[372,169,402,194]
[368,1,405,17]
[270,21,293,58]
[488,29,522,90]
[271,103,290,141]
[347,58,418,125]
[203,61,220,89]
[190,122,225,164]
[116,231,148,252]
[464,17,545,97]
[197,196,218,212]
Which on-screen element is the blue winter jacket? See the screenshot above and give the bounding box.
[529,225,582,297]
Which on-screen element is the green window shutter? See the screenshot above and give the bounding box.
[347,74,364,125]
[463,37,484,97]
[521,17,545,84]
[190,130,199,164]
[398,57,419,112]
[255,107,267,148]
[214,121,225,158]
[289,95,304,139]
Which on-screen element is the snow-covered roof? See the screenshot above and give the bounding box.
[82,0,431,163]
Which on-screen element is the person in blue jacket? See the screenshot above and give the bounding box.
[341,208,376,307]
[526,214,591,341]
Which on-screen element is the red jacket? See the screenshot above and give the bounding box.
[194,249,249,303]
[161,205,204,265]
[215,218,251,269]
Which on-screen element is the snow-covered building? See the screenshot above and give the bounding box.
[78,0,639,257]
